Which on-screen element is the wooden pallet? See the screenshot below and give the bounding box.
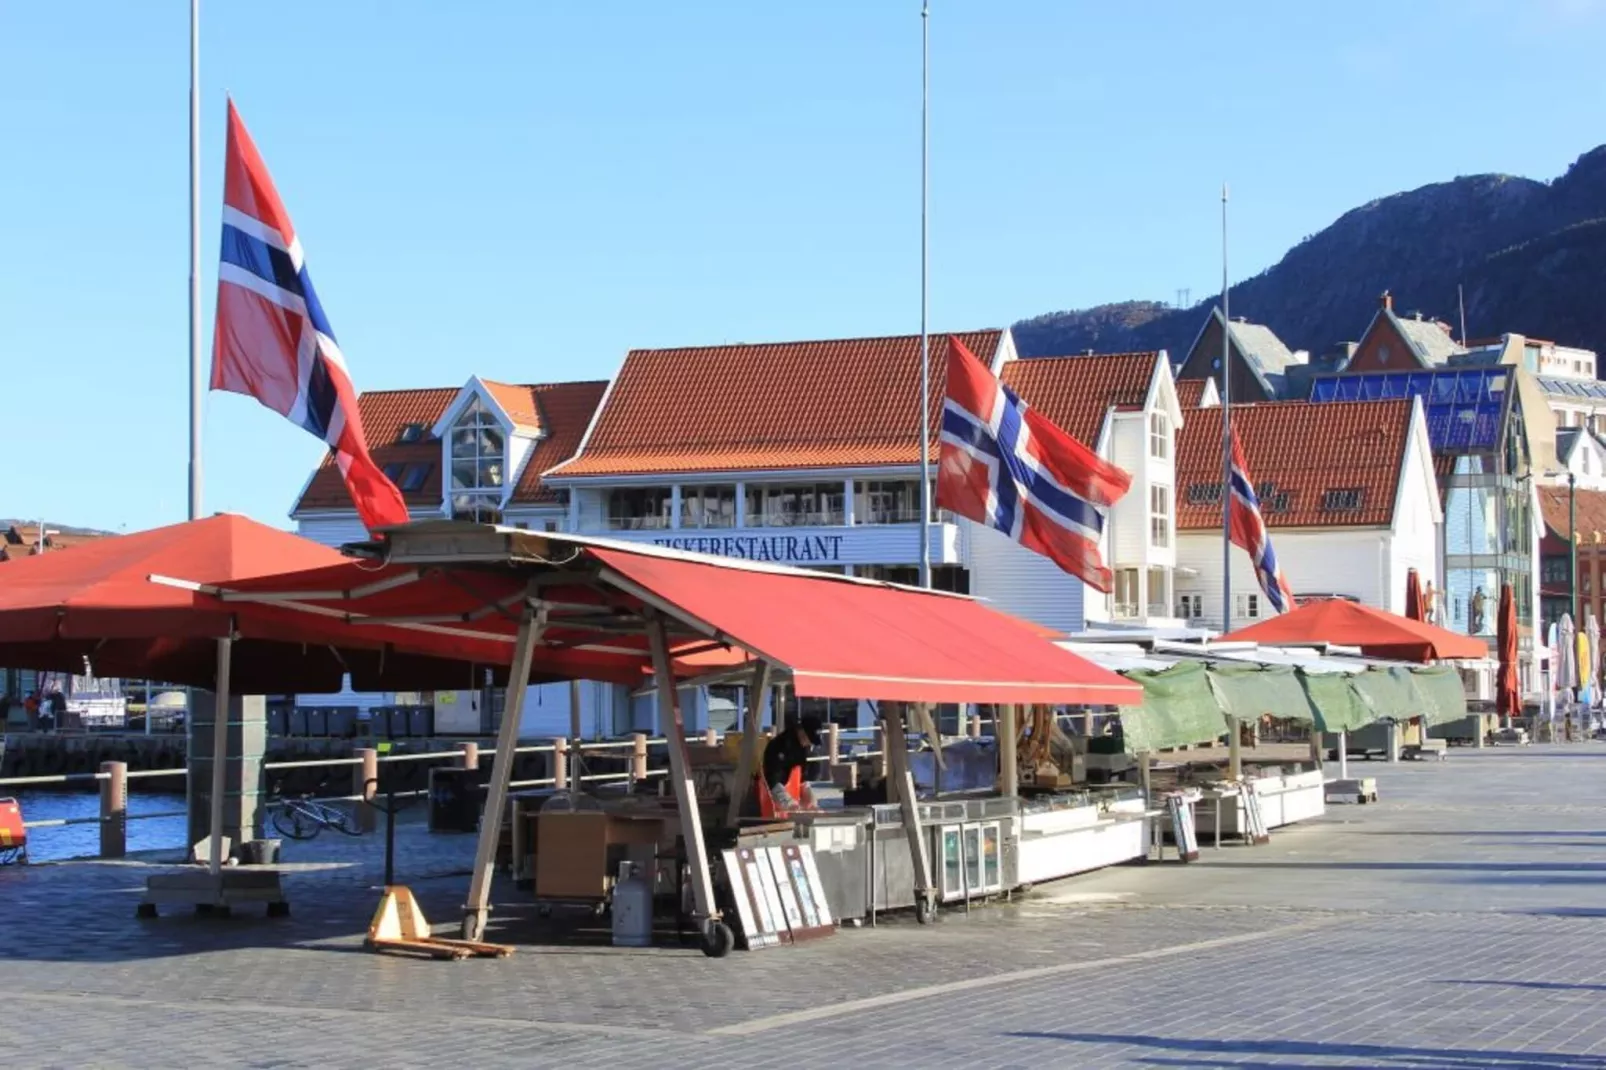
[366,886,513,961]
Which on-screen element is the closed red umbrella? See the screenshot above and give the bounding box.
[1404,568,1425,623]
[1496,583,1520,720]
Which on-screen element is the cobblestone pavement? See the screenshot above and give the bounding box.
[7,745,1606,1068]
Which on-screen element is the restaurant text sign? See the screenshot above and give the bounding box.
[651,533,845,563]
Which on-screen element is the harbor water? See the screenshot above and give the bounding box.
[7,790,188,862]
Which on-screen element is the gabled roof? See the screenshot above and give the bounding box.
[1176,400,1413,530]
[1177,378,1216,409]
[481,381,545,431]
[295,381,607,513]
[1180,308,1304,398]
[1391,311,1465,365]
[1538,484,1606,542]
[547,331,1004,478]
[1001,352,1163,445]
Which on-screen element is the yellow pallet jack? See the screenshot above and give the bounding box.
[367,886,513,961]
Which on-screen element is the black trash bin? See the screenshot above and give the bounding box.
[428,767,485,833]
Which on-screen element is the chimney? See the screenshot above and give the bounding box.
[1380,290,1393,311]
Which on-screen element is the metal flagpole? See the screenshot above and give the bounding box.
[917,0,932,589]
[1220,183,1231,634]
[188,0,203,521]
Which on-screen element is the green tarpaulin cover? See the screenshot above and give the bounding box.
[1348,666,1465,726]
[1298,671,1375,732]
[1206,664,1317,724]
[1407,665,1470,726]
[1119,661,1227,753]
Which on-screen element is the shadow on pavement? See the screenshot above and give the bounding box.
[1007,1031,1606,1068]
[1441,979,1606,993]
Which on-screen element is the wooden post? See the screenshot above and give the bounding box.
[1226,715,1243,780]
[647,615,720,942]
[727,663,770,826]
[207,636,233,876]
[704,727,718,747]
[825,722,841,767]
[100,760,127,859]
[883,702,934,918]
[967,714,981,739]
[354,747,378,833]
[998,705,1018,798]
[1083,708,1094,737]
[630,733,648,782]
[459,741,479,771]
[552,738,569,791]
[462,605,544,942]
[1337,730,1349,780]
[873,723,889,779]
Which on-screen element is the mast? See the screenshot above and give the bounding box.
[188,0,203,520]
[917,0,932,588]
[1220,184,1231,634]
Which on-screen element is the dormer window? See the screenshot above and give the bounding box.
[450,397,505,522]
[1149,412,1170,460]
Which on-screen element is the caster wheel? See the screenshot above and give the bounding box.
[699,921,735,958]
[266,901,290,918]
[915,897,936,925]
[136,903,158,919]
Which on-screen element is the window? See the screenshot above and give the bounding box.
[399,423,427,444]
[399,464,430,492]
[382,462,405,482]
[1543,556,1571,585]
[1149,485,1171,548]
[1235,593,1261,620]
[1113,569,1140,619]
[746,483,845,527]
[854,480,923,524]
[680,485,737,528]
[449,398,505,520]
[607,488,672,530]
[543,520,559,533]
[1321,487,1365,512]
[1177,593,1203,620]
[1148,413,1169,460]
[1146,566,1170,617]
[1257,482,1291,514]
[1186,482,1222,507]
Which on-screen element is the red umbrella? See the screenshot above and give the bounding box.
[0,514,508,690]
[1496,583,1520,719]
[1221,598,1487,662]
[1404,568,1425,623]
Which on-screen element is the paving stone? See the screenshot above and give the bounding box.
[6,744,1606,1067]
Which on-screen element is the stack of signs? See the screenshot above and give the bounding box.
[722,843,835,951]
[1240,781,1271,845]
[1165,791,1199,863]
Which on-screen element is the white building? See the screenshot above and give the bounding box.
[1170,396,1443,629]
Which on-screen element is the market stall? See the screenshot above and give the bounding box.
[185,521,1143,953]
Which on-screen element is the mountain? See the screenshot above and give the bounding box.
[1014,146,1606,367]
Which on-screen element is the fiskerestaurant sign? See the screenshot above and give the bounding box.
[651,533,845,563]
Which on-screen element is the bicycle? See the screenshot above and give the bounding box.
[269,781,363,840]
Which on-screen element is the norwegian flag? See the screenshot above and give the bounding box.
[211,100,409,535]
[1228,428,1295,614]
[938,338,1132,592]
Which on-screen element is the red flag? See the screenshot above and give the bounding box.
[211,100,409,534]
[938,339,1132,591]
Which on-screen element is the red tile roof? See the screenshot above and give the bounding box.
[295,382,607,513]
[1177,379,1209,409]
[1001,353,1161,445]
[549,331,1003,477]
[1538,485,1606,542]
[482,380,544,431]
[1176,400,1413,530]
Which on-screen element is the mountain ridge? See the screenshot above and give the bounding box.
[1013,146,1606,368]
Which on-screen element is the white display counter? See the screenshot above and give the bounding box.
[1193,767,1326,840]
[1015,792,1153,886]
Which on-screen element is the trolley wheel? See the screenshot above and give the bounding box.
[915,896,936,926]
[699,921,735,959]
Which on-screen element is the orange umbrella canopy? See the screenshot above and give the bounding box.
[1221,598,1486,662]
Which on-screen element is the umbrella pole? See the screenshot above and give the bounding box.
[726,662,770,828]
[208,635,232,876]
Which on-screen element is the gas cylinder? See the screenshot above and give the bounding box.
[611,861,653,948]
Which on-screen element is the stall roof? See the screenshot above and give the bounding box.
[1057,641,1184,674]
[189,522,1142,707]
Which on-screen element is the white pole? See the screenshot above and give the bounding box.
[916,0,932,589]
[207,635,231,876]
[188,0,203,521]
[1220,183,1231,636]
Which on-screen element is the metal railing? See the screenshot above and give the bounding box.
[0,720,910,860]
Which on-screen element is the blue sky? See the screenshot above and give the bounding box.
[4,1,1605,533]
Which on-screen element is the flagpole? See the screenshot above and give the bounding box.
[188,0,203,521]
[1220,183,1231,635]
[917,0,932,589]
